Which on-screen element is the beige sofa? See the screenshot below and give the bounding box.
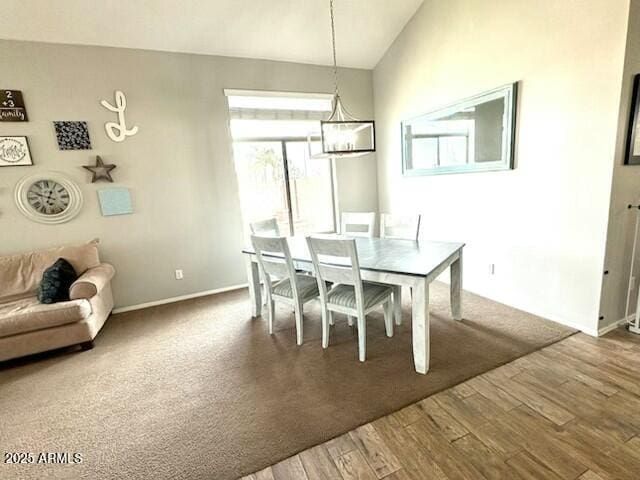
[0,240,115,362]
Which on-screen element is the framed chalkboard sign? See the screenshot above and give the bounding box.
[0,90,28,122]
[625,75,640,165]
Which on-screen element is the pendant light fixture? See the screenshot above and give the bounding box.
[310,0,376,158]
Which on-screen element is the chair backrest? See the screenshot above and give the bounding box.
[306,236,365,310]
[250,218,280,237]
[340,212,375,237]
[380,213,421,241]
[251,235,298,296]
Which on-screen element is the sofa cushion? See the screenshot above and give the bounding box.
[37,258,78,304]
[0,296,92,338]
[0,240,100,301]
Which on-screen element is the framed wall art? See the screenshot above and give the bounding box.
[0,90,28,122]
[54,121,92,150]
[98,187,133,216]
[625,74,640,165]
[0,136,33,167]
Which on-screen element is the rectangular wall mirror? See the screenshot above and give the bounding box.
[402,83,517,176]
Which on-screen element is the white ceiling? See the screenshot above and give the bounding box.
[0,0,423,69]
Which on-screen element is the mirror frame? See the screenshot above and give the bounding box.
[401,83,518,176]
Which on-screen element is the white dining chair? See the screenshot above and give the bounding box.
[380,214,421,241]
[250,218,280,236]
[340,212,376,237]
[249,218,282,306]
[249,217,280,237]
[251,235,320,345]
[306,236,394,362]
[379,213,422,327]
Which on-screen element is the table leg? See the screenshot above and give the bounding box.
[245,255,262,318]
[393,285,402,326]
[450,251,463,321]
[412,278,430,374]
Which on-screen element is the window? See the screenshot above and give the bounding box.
[226,90,336,236]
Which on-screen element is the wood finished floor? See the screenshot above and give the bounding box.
[241,329,640,480]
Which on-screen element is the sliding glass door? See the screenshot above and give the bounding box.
[286,141,334,234]
[233,138,335,236]
[233,141,290,234]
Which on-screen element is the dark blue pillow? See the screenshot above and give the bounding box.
[37,258,78,304]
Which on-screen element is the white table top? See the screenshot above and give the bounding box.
[243,235,464,278]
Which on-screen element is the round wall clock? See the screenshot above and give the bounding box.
[15,172,83,224]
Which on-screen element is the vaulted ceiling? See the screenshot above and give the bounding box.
[0,0,424,69]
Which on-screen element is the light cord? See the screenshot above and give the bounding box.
[330,0,338,96]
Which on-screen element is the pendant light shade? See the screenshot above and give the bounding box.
[321,95,375,155]
[310,0,376,159]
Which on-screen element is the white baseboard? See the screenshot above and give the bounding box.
[113,281,627,337]
[450,282,603,337]
[598,315,632,336]
[552,317,599,337]
[112,283,248,314]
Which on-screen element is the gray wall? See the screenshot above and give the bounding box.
[0,40,377,308]
[599,0,640,330]
[373,0,629,333]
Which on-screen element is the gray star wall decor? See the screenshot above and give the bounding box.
[83,155,116,183]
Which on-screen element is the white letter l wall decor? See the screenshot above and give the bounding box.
[101,90,139,142]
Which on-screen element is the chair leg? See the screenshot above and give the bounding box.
[347,315,354,326]
[383,299,394,338]
[329,310,335,326]
[321,307,330,348]
[393,285,402,326]
[267,298,275,335]
[357,312,366,362]
[294,300,304,346]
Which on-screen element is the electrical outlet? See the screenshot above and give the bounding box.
[489,264,495,275]
[175,269,184,280]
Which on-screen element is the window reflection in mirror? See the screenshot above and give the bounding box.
[402,83,517,176]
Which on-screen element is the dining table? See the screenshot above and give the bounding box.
[242,235,465,374]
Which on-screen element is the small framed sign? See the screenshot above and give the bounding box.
[0,90,28,122]
[0,136,33,167]
[625,74,640,165]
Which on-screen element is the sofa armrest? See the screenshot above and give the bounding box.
[69,263,115,300]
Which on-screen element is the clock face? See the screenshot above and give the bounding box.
[15,172,83,224]
[27,180,70,215]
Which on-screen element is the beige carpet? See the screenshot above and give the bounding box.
[0,284,575,480]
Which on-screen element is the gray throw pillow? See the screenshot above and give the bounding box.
[37,258,78,304]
